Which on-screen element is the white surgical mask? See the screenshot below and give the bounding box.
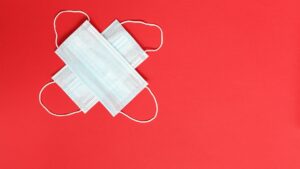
[53,19,162,113]
[38,10,163,123]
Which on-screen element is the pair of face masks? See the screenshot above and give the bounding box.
[38,10,163,123]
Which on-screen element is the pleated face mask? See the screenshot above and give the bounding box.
[38,10,163,123]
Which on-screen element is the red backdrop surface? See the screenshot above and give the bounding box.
[1,0,300,168]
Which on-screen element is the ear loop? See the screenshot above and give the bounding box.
[39,10,90,117]
[54,10,90,48]
[120,20,164,53]
[38,81,82,117]
[119,87,158,123]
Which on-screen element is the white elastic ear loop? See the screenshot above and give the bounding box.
[119,87,158,123]
[54,10,90,48]
[38,81,81,117]
[120,20,164,53]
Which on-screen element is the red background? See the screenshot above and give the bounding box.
[1,0,300,168]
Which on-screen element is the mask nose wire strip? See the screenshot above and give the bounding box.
[38,81,82,117]
[120,20,163,53]
[119,87,158,123]
[54,10,90,48]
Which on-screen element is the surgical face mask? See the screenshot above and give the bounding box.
[38,10,163,123]
[53,19,154,113]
